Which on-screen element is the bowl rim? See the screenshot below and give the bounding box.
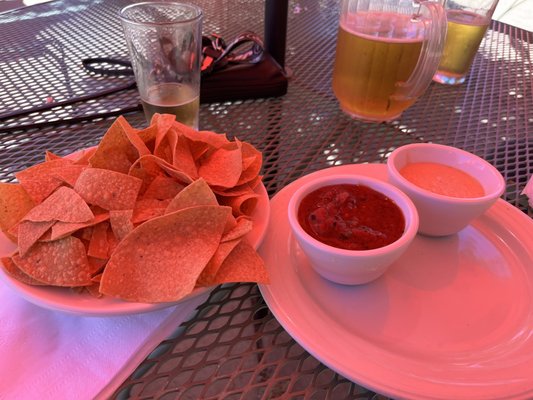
[287,173,419,257]
[387,143,506,204]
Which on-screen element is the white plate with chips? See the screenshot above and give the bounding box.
[0,181,270,316]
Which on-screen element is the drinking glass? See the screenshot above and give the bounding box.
[120,2,203,128]
[433,0,499,85]
[332,0,447,123]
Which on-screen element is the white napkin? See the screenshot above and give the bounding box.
[523,176,533,208]
[0,284,209,400]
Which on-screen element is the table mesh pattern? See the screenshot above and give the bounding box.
[0,0,532,399]
[0,0,140,129]
[0,0,269,131]
[115,283,378,400]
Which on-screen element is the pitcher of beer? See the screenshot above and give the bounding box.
[332,0,447,122]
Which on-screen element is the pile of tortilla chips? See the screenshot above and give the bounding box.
[0,114,269,303]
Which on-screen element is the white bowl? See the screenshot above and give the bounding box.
[387,143,505,236]
[288,174,419,285]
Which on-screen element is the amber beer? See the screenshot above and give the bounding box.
[332,12,424,122]
[434,10,490,84]
[141,83,200,129]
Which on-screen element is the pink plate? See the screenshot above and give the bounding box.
[0,179,270,317]
[259,164,533,400]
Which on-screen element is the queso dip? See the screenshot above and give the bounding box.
[400,162,484,198]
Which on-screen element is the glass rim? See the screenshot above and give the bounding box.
[119,2,203,26]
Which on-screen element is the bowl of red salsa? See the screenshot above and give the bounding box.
[288,174,419,285]
[387,143,505,236]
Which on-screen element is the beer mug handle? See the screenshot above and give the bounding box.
[394,1,447,100]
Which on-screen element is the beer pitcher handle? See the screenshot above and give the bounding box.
[394,1,447,100]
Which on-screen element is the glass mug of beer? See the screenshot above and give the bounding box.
[120,2,202,128]
[332,0,447,123]
[433,0,499,85]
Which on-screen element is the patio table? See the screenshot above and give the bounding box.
[0,0,531,398]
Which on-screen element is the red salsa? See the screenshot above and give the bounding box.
[297,184,405,250]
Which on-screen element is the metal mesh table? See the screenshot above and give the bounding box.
[1,0,532,398]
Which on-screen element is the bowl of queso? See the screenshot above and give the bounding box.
[288,174,419,285]
[387,143,505,236]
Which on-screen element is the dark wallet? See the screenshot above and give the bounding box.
[200,52,288,104]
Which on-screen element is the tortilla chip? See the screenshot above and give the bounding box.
[237,140,263,185]
[222,216,253,242]
[37,230,53,242]
[129,154,193,187]
[1,256,46,286]
[154,120,179,164]
[151,112,176,130]
[142,175,185,200]
[109,209,134,241]
[176,122,230,153]
[74,147,97,165]
[196,238,241,286]
[171,132,198,179]
[12,236,92,286]
[99,205,231,302]
[0,183,35,240]
[87,221,110,260]
[219,192,259,218]
[126,127,152,158]
[51,164,87,187]
[212,180,259,197]
[88,258,107,274]
[198,143,242,188]
[150,113,176,156]
[78,226,94,242]
[91,272,103,282]
[165,178,218,214]
[23,186,94,223]
[135,113,174,154]
[88,116,144,174]
[132,198,169,224]
[211,240,269,285]
[15,158,73,204]
[107,228,119,257]
[51,213,109,241]
[17,220,55,257]
[74,168,142,210]
[45,151,62,161]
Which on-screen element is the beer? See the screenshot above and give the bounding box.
[434,10,489,84]
[141,83,200,128]
[121,2,203,126]
[332,12,424,122]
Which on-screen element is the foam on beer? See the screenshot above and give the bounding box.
[341,11,426,42]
